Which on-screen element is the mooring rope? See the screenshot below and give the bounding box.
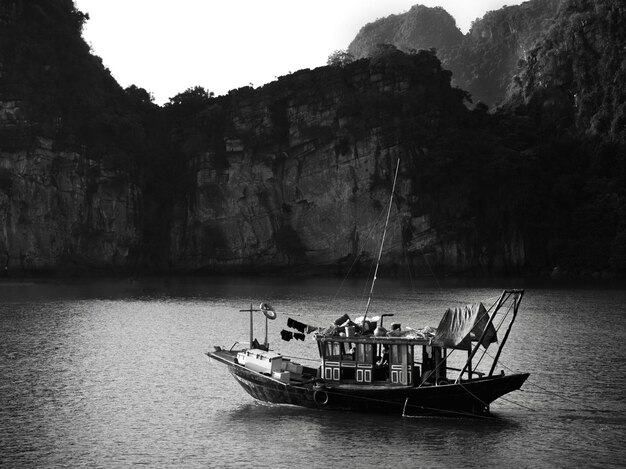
[319,386,496,420]
[481,349,603,412]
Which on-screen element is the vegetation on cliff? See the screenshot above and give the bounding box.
[348,1,561,106]
[499,0,626,275]
[504,0,626,141]
[342,0,626,277]
[445,0,561,106]
[348,5,463,60]
[0,0,624,278]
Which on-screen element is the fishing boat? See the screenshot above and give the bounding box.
[206,161,529,417]
[207,290,528,417]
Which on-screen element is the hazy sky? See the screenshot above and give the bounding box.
[74,0,525,105]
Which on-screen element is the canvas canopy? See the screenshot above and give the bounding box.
[433,303,498,350]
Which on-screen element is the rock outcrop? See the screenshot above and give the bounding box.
[0,0,623,278]
[0,102,139,273]
[170,51,527,275]
[0,0,141,274]
[348,5,463,59]
[503,0,626,143]
[347,1,562,107]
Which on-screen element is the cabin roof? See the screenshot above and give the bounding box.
[313,301,496,350]
[314,324,437,346]
[315,334,432,346]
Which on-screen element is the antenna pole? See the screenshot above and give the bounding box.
[249,304,254,348]
[363,159,400,322]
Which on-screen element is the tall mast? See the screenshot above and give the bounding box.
[363,158,400,322]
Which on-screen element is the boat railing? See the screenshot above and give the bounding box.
[456,289,524,383]
[228,340,255,351]
[281,354,321,367]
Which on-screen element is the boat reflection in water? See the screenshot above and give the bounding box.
[207,289,529,417]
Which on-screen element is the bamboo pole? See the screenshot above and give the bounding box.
[456,290,508,383]
[489,290,524,376]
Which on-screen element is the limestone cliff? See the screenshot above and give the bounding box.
[0,102,139,273]
[348,5,463,59]
[0,0,623,277]
[0,0,141,274]
[347,1,561,107]
[503,0,626,142]
[170,51,527,275]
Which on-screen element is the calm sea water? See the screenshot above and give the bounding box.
[1,277,625,468]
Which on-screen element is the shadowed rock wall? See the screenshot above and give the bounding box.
[170,52,526,275]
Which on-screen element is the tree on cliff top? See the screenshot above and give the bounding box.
[166,86,214,107]
[327,49,355,67]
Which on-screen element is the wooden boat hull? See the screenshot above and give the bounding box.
[207,349,529,417]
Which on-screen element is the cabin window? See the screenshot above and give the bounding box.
[342,343,355,361]
[325,342,343,361]
[390,345,406,365]
[389,344,413,385]
[355,343,373,363]
[391,345,407,365]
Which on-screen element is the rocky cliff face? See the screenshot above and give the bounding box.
[503,0,626,142]
[347,0,561,107]
[170,52,527,275]
[0,102,139,273]
[0,0,622,277]
[348,5,463,59]
[0,0,141,274]
[445,0,561,106]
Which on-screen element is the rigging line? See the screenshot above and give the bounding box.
[422,299,509,379]
[525,381,602,412]
[483,291,516,315]
[485,294,507,311]
[491,394,536,412]
[318,388,409,408]
[360,254,377,304]
[452,372,532,413]
[398,230,442,290]
[280,354,319,363]
[281,312,309,317]
[455,382,491,409]
[422,249,442,289]
[516,389,557,394]
[473,303,513,371]
[523,380,603,412]
[393,212,434,293]
[476,304,515,373]
[481,349,602,412]
[481,348,516,373]
[318,388,494,419]
[401,233,417,294]
[415,346,459,389]
[332,204,388,303]
[428,293,502,310]
[403,403,498,420]
[363,158,401,321]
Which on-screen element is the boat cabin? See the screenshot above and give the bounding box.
[316,336,449,386]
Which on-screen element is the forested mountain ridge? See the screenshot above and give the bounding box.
[0,0,624,278]
[503,0,626,142]
[347,5,463,61]
[348,0,561,107]
[0,0,145,273]
[446,0,562,107]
